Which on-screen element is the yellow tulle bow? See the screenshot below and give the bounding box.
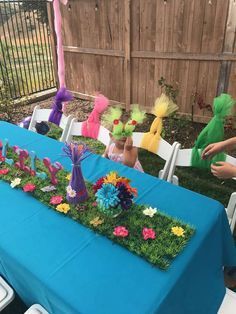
[141,94,178,153]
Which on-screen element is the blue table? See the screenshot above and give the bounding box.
[0,121,236,314]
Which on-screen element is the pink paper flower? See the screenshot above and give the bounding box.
[0,168,9,175]
[23,183,36,193]
[50,195,63,205]
[92,202,97,206]
[142,227,156,240]
[113,226,129,238]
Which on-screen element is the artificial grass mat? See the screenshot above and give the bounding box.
[0,147,195,270]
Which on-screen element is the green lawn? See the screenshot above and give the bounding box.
[47,124,235,208]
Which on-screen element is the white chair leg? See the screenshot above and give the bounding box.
[24,304,49,314]
[0,276,15,311]
[167,143,181,183]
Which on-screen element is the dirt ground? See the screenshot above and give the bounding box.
[15,96,236,149]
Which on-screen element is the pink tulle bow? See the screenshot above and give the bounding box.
[81,94,109,139]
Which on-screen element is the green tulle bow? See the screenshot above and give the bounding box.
[191,93,235,169]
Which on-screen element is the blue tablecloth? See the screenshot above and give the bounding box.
[0,121,236,314]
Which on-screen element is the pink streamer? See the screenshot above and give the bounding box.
[52,0,67,88]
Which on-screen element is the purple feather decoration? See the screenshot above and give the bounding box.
[49,87,73,125]
[63,142,91,205]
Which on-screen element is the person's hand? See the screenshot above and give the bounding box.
[211,162,236,179]
[202,142,225,160]
[124,137,133,151]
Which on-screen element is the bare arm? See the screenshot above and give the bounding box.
[123,137,138,167]
[202,137,236,159]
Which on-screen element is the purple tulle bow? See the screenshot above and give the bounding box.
[48,87,73,125]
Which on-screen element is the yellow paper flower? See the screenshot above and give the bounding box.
[103,172,119,185]
[66,174,71,181]
[171,226,185,237]
[90,216,104,227]
[56,203,70,214]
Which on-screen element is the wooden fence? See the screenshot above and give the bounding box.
[48,0,236,122]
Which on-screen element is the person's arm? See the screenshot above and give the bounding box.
[123,137,137,167]
[211,162,236,179]
[202,137,236,159]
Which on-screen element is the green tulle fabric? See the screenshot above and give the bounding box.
[191,93,235,169]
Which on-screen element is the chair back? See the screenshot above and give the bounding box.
[28,105,72,142]
[218,288,236,313]
[132,132,179,181]
[0,276,15,311]
[65,118,110,146]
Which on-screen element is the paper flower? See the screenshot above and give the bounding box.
[113,226,129,238]
[10,178,21,188]
[50,195,63,205]
[103,172,119,185]
[95,183,119,210]
[142,227,156,240]
[23,183,36,193]
[93,177,105,193]
[143,207,157,217]
[90,216,104,227]
[92,202,97,206]
[56,203,70,214]
[40,185,57,192]
[117,183,133,210]
[66,173,71,181]
[0,168,9,175]
[171,226,185,237]
[66,185,76,198]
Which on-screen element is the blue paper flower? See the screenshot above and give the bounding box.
[95,183,119,210]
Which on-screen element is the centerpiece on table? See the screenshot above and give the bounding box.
[93,171,137,217]
[63,142,91,205]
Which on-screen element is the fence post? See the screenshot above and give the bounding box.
[217,0,236,95]
[124,0,131,111]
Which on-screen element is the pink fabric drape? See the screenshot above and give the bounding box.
[52,0,67,88]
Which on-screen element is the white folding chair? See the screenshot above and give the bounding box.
[218,288,236,314]
[28,105,73,142]
[132,132,179,181]
[24,304,49,314]
[167,145,236,233]
[65,118,110,146]
[167,146,236,186]
[0,276,15,311]
[225,192,236,234]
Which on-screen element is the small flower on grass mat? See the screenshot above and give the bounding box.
[92,202,97,206]
[0,168,9,175]
[56,203,70,214]
[113,226,129,238]
[171,226,185,237]
[50,195,63,205]
[40,185,57,193]
[66,173,71,181]
[66,185,76,198]
[10,178,21,188]
[143,207,157,217]
[90,216,104,227]
[23,183,36,193]
[142,227,156,240]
